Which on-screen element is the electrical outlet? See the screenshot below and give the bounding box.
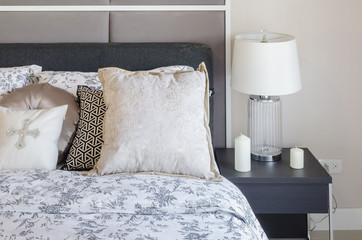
[318,159,342,174]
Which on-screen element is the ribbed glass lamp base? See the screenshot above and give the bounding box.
[248,95,282,162]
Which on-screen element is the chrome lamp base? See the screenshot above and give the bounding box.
[248,95,282,162]
[251,153,282,161]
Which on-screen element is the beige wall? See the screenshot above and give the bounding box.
[231,0,362,208]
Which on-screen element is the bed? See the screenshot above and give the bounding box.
[0,43,266,239]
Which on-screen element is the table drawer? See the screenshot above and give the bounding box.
[235,183,329,214]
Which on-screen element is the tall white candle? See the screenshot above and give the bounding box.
[235,134,251,172]
[290,147,304,169]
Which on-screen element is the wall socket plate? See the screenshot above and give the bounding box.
[318,159,342,174]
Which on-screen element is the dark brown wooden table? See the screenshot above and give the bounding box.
[215,148,333,239]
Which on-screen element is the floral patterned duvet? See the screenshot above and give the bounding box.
[0,169,267,240]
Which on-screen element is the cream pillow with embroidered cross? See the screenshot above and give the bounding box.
[0,105,68,170]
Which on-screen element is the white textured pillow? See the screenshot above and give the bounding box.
[0,65,42,95]
[115,65,194,74]
[143,65,194,72]
[32,71,101,97]
[32,66,193,97]
[0,105,68,170]
[93,62,220,180]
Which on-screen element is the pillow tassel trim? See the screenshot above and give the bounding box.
[88,168,222,182]
[198,62,222,181]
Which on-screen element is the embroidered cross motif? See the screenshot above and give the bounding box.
[6,119,40,149]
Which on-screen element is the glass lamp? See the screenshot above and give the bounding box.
[231,31,302,161]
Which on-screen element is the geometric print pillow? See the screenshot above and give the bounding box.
[65,86,106,170]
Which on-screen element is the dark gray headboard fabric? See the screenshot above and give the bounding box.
[0,43,212,73]
[0,4,227,148]
[0,42,215,142]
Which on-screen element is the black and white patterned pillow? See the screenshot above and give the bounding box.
[66,86,106,170]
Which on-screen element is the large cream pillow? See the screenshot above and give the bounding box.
[93,62,220,180]
[0,105,68,170]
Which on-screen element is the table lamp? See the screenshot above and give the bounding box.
[231,31,302,161]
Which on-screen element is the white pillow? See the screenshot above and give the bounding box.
[32,71,101,97]
[0,65,42,95]
[144,65,194,72]
[92,62,220,180]
[0,105,68,170]
[111,65,194,74]
[32,66,194,97]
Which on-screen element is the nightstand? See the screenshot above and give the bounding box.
[214,148,333,239]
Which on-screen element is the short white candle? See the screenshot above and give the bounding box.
[290,147,304,169]
[235,134,251,172]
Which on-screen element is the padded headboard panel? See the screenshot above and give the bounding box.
[0,42,215,141]
[0,3,227,148]
[0,43,212,72]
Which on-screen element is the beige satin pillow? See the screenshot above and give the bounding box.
[0,83,79,165]
[92,62,220,180]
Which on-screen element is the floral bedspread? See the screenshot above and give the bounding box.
[0,170,267,240]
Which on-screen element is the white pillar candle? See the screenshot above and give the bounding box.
[290,147,304,169]
[235,134,251,172]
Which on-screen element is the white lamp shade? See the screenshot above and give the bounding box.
[231,32,302,96]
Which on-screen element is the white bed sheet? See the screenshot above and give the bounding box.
[0,169,267,239]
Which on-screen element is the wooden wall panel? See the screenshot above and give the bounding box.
[0,0,109,5]
[0,0,224,5]
[0,4,227,147]
[0,12,109,43]
[110,0,225,5]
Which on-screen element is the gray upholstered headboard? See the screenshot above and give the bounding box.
[0,43,212,74]
[0,42,216,141]
[0,3,227,148]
